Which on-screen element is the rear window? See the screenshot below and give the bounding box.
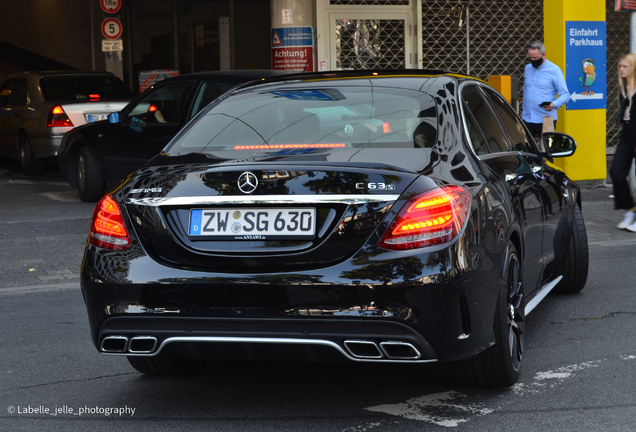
[167,84,438,155]
[40,75,132,101]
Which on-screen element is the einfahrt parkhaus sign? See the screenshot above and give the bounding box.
[271,27,314,72]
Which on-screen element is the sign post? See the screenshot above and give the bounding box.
[271,26,314,71]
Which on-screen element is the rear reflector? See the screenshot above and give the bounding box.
[380,185,470,250]
[89,195,132,250]
[46,105,73,127]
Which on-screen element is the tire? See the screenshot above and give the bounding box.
[127,356,204,376]
[18,133,46,175]
[77,147,105,202]
[451,242,524,387]
[553,205,588,293]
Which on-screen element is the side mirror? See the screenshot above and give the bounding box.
[108,112,120,124]
[542,132,577,158]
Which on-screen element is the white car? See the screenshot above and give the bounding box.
[0,70,132,174]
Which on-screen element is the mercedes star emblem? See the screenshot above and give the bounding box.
[104,103,111,109]
[238,172,258,194]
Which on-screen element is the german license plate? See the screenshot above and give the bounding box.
[189,208,316,238]
[87,114,108,123]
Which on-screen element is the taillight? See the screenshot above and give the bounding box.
[46,105,73,127]
[380,185,471,250]
[89,195,132,250]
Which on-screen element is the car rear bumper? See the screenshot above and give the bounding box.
[97,316,439,363]
[29,131,67,159]
[81,236,502,364]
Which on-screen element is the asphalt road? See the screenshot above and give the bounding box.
[1,157,636,431]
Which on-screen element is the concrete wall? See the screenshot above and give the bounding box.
[0,0,93,72]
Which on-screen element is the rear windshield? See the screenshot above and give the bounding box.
[166,84,438,155]
[40,76,132,101]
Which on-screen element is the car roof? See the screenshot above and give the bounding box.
[150,69,292,84]
[224,69,481,95]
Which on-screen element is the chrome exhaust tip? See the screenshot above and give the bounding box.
[344,340,383,359]
[128,336,158,354]
[101,336,129,353]
[379,341,421,360]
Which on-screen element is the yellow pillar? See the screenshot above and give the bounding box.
[544,0,606,181]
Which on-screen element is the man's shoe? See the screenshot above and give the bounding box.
[627,220,636,232]
[618,211,636,229]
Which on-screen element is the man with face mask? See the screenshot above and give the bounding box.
[522,41,571,142]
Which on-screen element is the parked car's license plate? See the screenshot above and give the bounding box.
[87,114,108,123]
[189,208,316,238]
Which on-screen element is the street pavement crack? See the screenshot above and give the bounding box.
[528,311,636,326]
[7,372,137,390]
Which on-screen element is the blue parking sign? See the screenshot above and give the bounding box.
[565,21,606,110]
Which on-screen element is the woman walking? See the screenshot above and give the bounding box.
[610,53,636,230]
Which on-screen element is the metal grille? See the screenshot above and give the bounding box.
[335,19,406,69]
[421,0,543,84]
[331,0,409,5]
[606,1,631,152]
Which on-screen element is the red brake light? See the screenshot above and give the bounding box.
[89,94,100,100]
[46,105,73,127]
[380,185,471,250]
[89,195,132,250]
[234,144,346,150]
[149,104,158,112]
[382,122,391,133]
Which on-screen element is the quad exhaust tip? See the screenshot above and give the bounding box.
[344,340,383,359]
[101,336,421,360]
[379,341,421,360]
[344,340,421,360]
[101,336,157,354]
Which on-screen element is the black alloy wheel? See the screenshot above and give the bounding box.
[506,250,524,373]
[451,242,524,387]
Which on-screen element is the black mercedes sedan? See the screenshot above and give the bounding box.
[58,70,285,201]
[81,70,588,387]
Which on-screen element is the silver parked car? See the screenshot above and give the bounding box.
[0,70,132,174]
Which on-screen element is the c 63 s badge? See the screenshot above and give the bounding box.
[356,182,395,191]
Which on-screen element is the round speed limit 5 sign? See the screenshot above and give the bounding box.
[102,18,122,40]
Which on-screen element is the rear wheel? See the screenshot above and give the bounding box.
[18,133,46,175]
[451,242,524,387]
[77,147,105,202]
[127,356,204,376]
[553,205,588,293]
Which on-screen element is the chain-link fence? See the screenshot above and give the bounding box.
[331,0,629,154]
[606,0,631,152]
[335,19,407,69]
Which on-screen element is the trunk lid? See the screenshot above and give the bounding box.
[121,150,436,272]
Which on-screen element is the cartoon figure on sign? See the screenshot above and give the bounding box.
[578,58,596,95]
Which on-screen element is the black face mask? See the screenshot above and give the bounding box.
[531,58,543,69]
